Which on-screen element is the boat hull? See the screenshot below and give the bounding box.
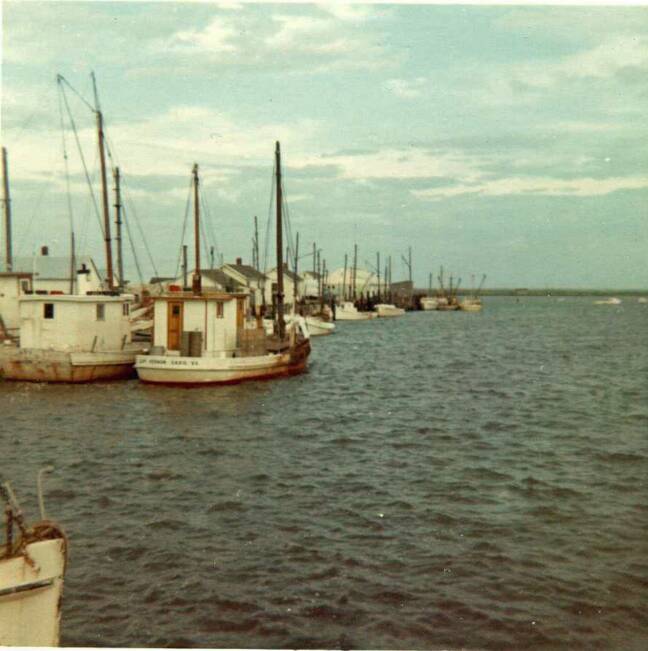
[0,537,66,646]
[460,303,483,312]
[375,304,405,318]
[335,311,377,321]
[0,347,142,382]
[305,317,335,336]
[135,340,310,386]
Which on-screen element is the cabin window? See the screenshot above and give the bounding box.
[216,301,224,318]
[172,305,181,316]
[96,304,105,321]
[122,303,130,316]
[44,303,54,319]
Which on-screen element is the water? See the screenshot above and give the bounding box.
[2,297,647,649]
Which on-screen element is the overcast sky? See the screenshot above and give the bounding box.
[2,1,648,288]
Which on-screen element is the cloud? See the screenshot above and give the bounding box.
[162,16,239,55]
[413,175,648,200]
[384,77,428,99]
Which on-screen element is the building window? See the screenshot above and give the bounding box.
[20,280,30,293]
[122,303,130,316]
[216,301,224,318]
[96,304,105,321]
[44,303,54,319]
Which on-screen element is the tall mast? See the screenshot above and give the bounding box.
[91,72,114,291]
[182,244,188,289]
[253,215,259,271]
[113,166,124,291]
[312,242,316,275]
[293,231,299,313]
[376,252,381,300]
[275,142,285,339]
[192,163,201,294]
[342,253,348,301]
[69,231,76,294]
[2,147,12,272]
[408,246,412,284]
[352,243,358,300]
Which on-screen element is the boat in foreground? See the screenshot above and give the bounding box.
[1,475,67,646]
[305,315,335,336]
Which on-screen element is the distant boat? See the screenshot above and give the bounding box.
[638,297,647,304]
[459,274,486,312]
[594,297,622,305]
[305,315,335,336]
[420,296,438,310]
[335,301,378,321]
[375,303,405,317]
[1,474,68,646]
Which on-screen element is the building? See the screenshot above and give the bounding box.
[221,259,267,312]
[264,264,302,312]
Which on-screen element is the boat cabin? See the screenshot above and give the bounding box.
[18,294,134,352]
[151,291,266,358]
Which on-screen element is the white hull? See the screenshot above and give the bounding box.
[135,340,310,385]
[375,304,405,318]
[0,536,67,646]
[0,345,146,382]
[460,299,483,312]
[420,297,438,310]
[305,316,335,336]
[594,298,622,305]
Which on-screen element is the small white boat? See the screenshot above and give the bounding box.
[460,297,483,312]
[594,297,622,305]
[335,301,377,321]
[1,474,68,646]
[638,297,647,304]
[375,303,405,318]
[420,296,438,311]
[305,315,335,336]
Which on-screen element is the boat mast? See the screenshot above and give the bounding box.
[113,167,124,291]
[275,142,285,339]
[342,253,348,301]
[2,147,12,272]
[192,163,201,294]
[352,243,358,300]
[69,231,76,294]
[376,252,381,300]
[91,72,114,291]
[293,231,299,313]
[253,215,259,271]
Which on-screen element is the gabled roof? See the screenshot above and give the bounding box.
[202,268,245,291]
[268,264,302,283]
[223,263,266,282]
[1,255,99,281]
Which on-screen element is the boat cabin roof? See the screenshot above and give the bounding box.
[155,291,247,302]
[20,293,133,303]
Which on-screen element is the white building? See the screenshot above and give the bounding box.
[221,260,267,312]
[264,264,302,311]
[327,267,379,299]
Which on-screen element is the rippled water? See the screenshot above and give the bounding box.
[2,297,647,649]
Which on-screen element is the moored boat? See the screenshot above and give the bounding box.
[420,296,438,311]
[594,297,622,305]
[305,315,335,336]
[335,301,378,321]
[375,303,405,317]
[1,475,68,646]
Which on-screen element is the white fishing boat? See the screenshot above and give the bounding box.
[375,303,405,317]
[459,297,483,312]
[0,293,146,382]
[305,315,335,336]
[638,297,648,304]
[136,146,311,386]
[335,301,377,321]
[594,297,622,305]
[420,296,438,311]
[1,474,68,647]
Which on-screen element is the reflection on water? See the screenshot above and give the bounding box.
[2,297,647,649]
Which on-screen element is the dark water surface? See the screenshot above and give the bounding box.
[2,297,647,649]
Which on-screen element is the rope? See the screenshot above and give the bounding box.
[174,176,194,279]
[121,203,145,286]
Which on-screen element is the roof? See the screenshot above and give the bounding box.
[1,255,99,281]
[223,263,266,282]
[201,269,245,291]
[268,264,302,283]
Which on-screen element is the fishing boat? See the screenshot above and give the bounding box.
[1,473,68,646]
[459,274,486,312]
[375,303,405,317]
[435,266,461,311]
[335,301,378,321]
[420,296,438,310]
[0,78,148,382]
[135,145,310,385]
[305,315,335,336]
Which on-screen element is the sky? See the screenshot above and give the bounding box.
[1,1,648,289]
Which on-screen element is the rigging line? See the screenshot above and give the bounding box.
[198,188,218,264]
[58,82,105,238]
[174,176,194,279]
[57,83,76,238]
[119,174,161,280]
[262,162,275,275]
[56,74,95,114]
[121,203,145,286]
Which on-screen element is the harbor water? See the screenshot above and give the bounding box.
[1,297,647,649]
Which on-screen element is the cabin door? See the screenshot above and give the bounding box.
[167,301,184,350]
